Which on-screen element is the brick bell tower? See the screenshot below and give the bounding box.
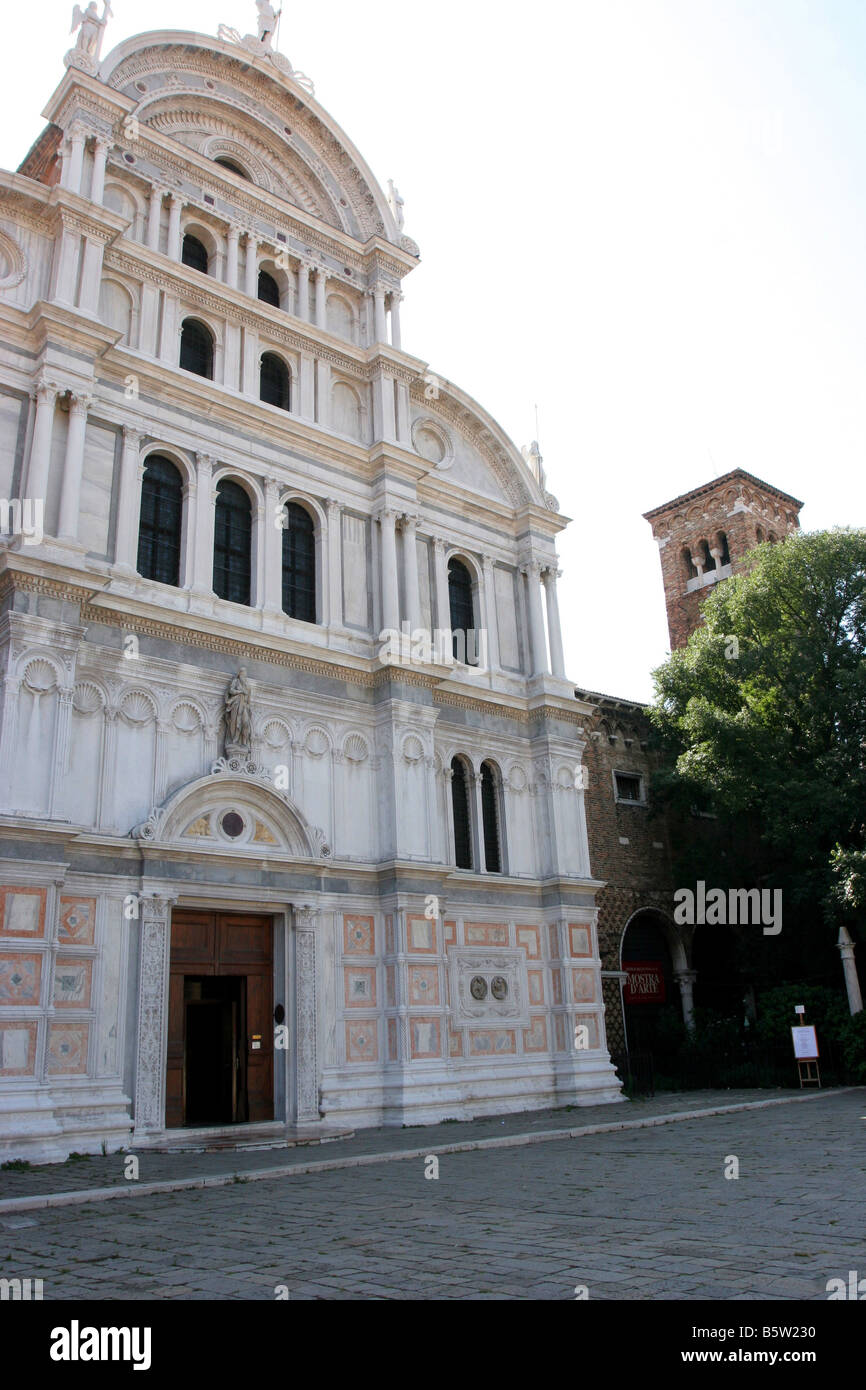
[644,469,803,650]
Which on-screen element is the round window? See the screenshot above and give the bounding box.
[220,811,244,839]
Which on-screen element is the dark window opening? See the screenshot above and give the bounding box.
[615,772,643,803]
[136,454,183,586]
[182,234,209,274]
[701,539,716,572]
[213,479,252,605]
[717,532,731,567]
[448,557,477,665]
[258,270,280,307]
[281,502,316,623]
[481,761,502,873]
[180,318,214,379]
[683,546,698,581]
[451,758,472,869]
[260,352,291,411]
[214,157,250,180]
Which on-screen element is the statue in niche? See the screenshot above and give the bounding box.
[69,1,113,60]
[388,180,405,231]
[224,668,252,756]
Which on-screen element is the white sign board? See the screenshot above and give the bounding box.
[791,1025,819,1060]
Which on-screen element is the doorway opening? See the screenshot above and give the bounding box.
[183,975,247,1126]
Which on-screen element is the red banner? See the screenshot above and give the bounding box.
[624,961,666,1003]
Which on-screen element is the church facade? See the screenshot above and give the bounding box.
[0,16,623,1162]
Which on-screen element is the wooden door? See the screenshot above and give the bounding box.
[166,909,274,1127]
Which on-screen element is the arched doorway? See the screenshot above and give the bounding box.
[621,911,683,1055]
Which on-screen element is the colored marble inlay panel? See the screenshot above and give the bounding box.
[344,966,376,1009]
[571,969,597,1003]
[345,1021,378,1063]
[0,888,46,939]
[387,1017,398,1061]
[385,914,394,954]
[574,1014,601,1049]
[465,922,508,946]
[523,1017,548,1053]
[551,968,563,1006]
[517,925,541,958]
[468,1029,516,1056]
[409,1016,441,1058]
[406,915,436,954]
[528,969,545,1005]
[569,924,592,958]
[448,1028,464,1057]
[385,964,396,1007]
[0,1021,38,1075]
[444,919,457,947]
[554,1013,567,1051]
[343,915,375,956]
[53,959,93,1009]
[59,897,96,945]
[548,922,559,958]
[0,955,42,1005]
[46,1022,89,1074]
[408,964,439,1006]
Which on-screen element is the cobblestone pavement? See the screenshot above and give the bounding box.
[1,1090,863,1299]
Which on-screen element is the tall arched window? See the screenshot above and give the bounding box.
[260,352,291,411]
[180,318,214,379]
[717,531,731,566]
[136,455,183,586]
[258,270,280,307]
[480,761,502,873]
[181,234,209,274]
[213,479,252,605]
[448,558,477,665]
[683,546,698,581]
[282,502,316,623]
[700,539,716,572]
[451,757,473,870]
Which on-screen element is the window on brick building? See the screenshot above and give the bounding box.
[717,531,731,566]
[614,772,644,803]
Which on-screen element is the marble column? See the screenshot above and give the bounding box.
[244,232,259,298]
[838,926,863,1015]
[63,124,86,194]
[542,566,566,678]
[167,193,183,262]
[226,225,240,289]
[146,185,163,251]
[57,392,92,541]
[314,266,327,328]
[390,291,403,350]
[296,261,310,321]
[675,969,698,1030]
[242,327,260,396]
[524,561,549,675]
[432,536,452,661]
[401,513,421,632]
[294,906,320,1124]
[90,137,109,205]
[326,498,343,629]
[372,284,388,344]
[263,476,284,616]
[133,895,177,1135]
[481,553,501,672]
[378,508,400,634]
[51,219,80,306]
[24,379,59,503]
[191,453,215,595]
[114,426,143,572]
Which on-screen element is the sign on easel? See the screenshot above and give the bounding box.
[791,1010,821,1087]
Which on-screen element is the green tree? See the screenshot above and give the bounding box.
[649,529,866,952]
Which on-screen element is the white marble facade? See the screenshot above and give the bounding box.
[0,19,621,1161]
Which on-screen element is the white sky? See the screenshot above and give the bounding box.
[2,0,864,701]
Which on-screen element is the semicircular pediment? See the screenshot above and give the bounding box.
[130,770,329,859]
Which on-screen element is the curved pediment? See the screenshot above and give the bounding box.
[131,767,329,859]
[100,31,399,243]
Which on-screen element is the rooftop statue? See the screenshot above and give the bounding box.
[66,1,113,72]
[388,180,405,232]
[218,3,314,94]
[256,1,281,50]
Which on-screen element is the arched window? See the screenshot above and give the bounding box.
[136,455,183,586]
[214,157,249,180]
[213,479,252,606]
[717,531,731,566]
[180,319,214,379]
[451,757,473,870]
[281,502,316,623]
[258,270,280,307]
[755,526,764,544]
[700,539,716,572]
[260,352,291,411]
[480,761,502,873]
[181,234,209,275]
[683,546,698,581]
[448,558,477,665]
